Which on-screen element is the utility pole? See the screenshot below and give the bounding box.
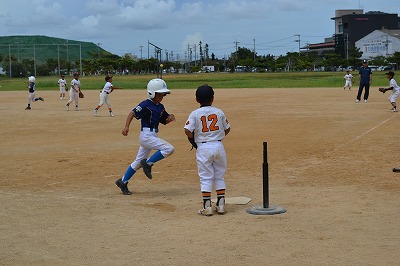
[253,38,256,62]
[33,44,36,77]
[57,44,60,75]
[234,39,239,54]
[295,34,300,55]
[97,43,101,59]
[234,39,239,69]
[140,45,143,59]
[79,43,82,75]
[9,44,11,78]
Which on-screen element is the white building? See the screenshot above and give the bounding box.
[355,29,400,59]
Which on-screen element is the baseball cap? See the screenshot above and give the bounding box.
[385,71,395,76]
[363,59,368,63]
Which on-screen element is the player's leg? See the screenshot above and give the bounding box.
[66,91,74,110]
[196,148,214,216]
[105,95,114,117]
[94,93,105,116]
[139,131,174,179]
[26,93,34,109]
[356,84,364,102]
[212,143,227,214]
[74,94,79,110]
[116,146,151,195]
[389,93,399,112]
[364,84,370,102]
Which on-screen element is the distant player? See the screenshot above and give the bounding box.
[184,84,231,216]
[343,70,353,90]
[58,74,67,99]
[66,72,81,111]
[93,75,122,117]
[25,76,44,110]
[115,78,175,195]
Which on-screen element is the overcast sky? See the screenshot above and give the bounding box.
[0,0,398,60]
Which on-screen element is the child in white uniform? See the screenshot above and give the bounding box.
[343,70,354,90]
[380,71,400,112]
[58,74,67,99]
[184,84,231,216]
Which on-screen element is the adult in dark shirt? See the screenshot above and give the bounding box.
[356,60,372,103]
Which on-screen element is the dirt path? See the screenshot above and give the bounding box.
[1,87,399,265]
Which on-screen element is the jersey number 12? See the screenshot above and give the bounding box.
[201,114,219,132]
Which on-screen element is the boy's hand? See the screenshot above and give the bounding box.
[166,114,176,123]
[122,127,129,136]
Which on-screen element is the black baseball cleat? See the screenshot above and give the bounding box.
[115,178,132,195]
[25,106,31,110]
[38,97,44,101]
[140,159,153,179]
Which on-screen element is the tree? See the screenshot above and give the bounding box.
[347,47,363,68]
[387,52,400,70]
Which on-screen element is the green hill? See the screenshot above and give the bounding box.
[0,35,112,64]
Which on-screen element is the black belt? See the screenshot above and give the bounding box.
[201,140,221,143]
[141,127,159,133]
[100,91,109,94]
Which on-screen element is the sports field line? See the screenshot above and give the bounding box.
[288,114,398,177]
[338,114,397,150]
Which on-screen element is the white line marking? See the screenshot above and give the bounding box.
[338,114,397,149]
[104,174,120,178]
[47,181,66,186]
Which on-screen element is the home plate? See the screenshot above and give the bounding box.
[212,196,252,205]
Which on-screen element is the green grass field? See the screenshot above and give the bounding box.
[0,71,393,91]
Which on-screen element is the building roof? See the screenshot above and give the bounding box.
[305,42,335,49]
[380,29,400,39]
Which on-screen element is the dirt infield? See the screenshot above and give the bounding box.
[1,87,399,265]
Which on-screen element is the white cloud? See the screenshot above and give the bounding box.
[0,0,398,57]
[181,32,204,52]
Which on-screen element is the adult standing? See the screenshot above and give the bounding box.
[356,60,372,103]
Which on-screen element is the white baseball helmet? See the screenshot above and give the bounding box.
[28,76,35,82]
[147,78,170,99]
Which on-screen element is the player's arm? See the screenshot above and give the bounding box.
[184,128,197,150]
[111,85,123,91]
[225,127,231,136]
[184,128,193,138]
[386,86,394,91]
[122,111,136,136]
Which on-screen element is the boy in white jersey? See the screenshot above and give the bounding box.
[58,74,67,99]
[66,72,81,111]
[379,71,400,112]
[94,75,122,117]
[184,84,230,216]
[343,70,353,90]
